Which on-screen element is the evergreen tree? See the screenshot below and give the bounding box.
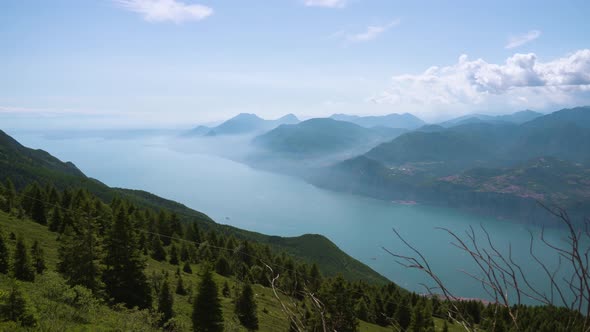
[30,240,46,274]
[158,278,174,325]
[0,283,37,327]
[103,207,152,309]
[215,256,231,276]
[183,261,193,274]
[309,263,322,292]
[235,283,259,330]
[222,282,231,298]
[0,230,9,274]
[3,179,16,213]
[320,276,357,332]
[180,243,190,262]
[176,275,188,295]
[409,304,426,332]
[58,220,103,294]
[12,236,34,281]
[355,297,370,322]
[192,267,223,332]
[31,188,47,225]
[169,244,179,265]
[48,207,62,232]
[151,236,167,262]
[395,297,411,331]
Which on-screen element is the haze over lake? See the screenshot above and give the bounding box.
[13,131,566,303]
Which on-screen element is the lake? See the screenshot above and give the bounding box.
[12,131,569,304]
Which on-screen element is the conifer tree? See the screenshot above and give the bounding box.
[355,297,370,322]
[222,282,231,298]
[151,236,167,262]
[103,207,152,309]
[176,275,188,295]
[395,297,411,331]
[3,179,16,214]
[30,240,45,274]
[31,187,47,225]
[169,244,179,265]
[183,261,193,274]
[192,267,223,332]
[409,304,425,332]
[158,278,174,325]
[0,230,9,274]
[0,283,37,326]
[12,236,34,281]
[235,283,259,331]
[58,220,103,294]
[320,276,357,332]
[180,243,190,262]
[48,207,62,232]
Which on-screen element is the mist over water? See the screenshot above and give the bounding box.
[12,131,569,304]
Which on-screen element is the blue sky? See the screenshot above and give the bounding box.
[1,0,589,129]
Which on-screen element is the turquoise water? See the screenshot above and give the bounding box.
[13,133,570,304]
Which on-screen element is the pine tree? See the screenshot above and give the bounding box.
[235,283,259,331]
[151,236,167,262]
[183,261,193,274]
[31,187,47,225]
[12,236,34,281]
[222,282,231,298]
[0,283,37,326]
[355,297,370,322]
[395,297,411,331]
[49,207,62,232]
[3,179,16,214]
[409,304,425,332]
[0,229,9,274]
[192,267,223,332]
[30,240,46,274]
[58,220,103,294]
[320,276,357,332]
[158,278,174,325]
[180,243,190,262]
[169,245,179,265]
[103,207,152,309]
[176,275,188,295]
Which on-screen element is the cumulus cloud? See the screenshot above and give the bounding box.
[304,0,347,8]
[347,20,400,43]
[505,30,541,49]
[373,49,590,117]
[114,0,213,23]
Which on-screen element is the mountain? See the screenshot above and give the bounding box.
[330,112,425,129]
[311,106,590,224]
[182,125,211,137]
[440,110,543,127]
[0,129,387,284]
[204,113,300,136]
[253,118,406,157]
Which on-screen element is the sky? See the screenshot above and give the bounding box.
[1,0,589,129]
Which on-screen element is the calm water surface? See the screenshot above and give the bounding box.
[13,132,568,303]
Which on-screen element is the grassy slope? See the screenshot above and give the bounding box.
[0,211,407,331]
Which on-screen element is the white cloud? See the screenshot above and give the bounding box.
[347,20,400,43]
[373,49,590,119]
[505,30,541,49]
[304,0,347,8]
[114,0,213,23]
